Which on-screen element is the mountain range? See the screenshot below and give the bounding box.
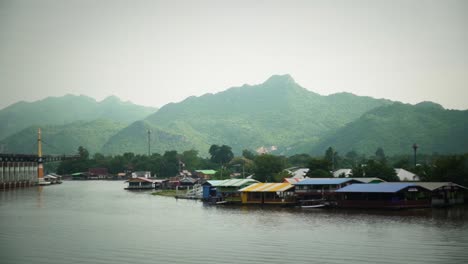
[1,75,467,156]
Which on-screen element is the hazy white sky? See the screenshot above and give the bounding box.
[1,0,467,110]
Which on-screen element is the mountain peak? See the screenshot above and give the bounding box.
[101,95,122,103]
[263,74,296,85]
[415,101,444,110]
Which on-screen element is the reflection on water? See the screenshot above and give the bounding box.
[1,181,468,264]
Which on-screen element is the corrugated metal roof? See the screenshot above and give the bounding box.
[415,182,468,191]
[206,180,225,186]
[127,177,154,183]
[195,170,217,175]
[239,183,294,192]
[294,178,356,185]
[350,177,386,183]
[284,178,302,184]
[336,183,419,193]
[218,179,258,187]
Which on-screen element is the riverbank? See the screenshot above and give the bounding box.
[151,190,177,197]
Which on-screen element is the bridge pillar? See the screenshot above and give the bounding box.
[0,161,3,185]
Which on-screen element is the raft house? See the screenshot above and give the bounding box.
[239,182,296,205]
[415,182,467,207]
[125,177,155,190]
[293,178,363,201]
[335,182,432,209]
[202,179,259,203]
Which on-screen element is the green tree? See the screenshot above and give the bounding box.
[209,144,234,165]
[345,150,359,167]
[287,153,312,167]
[306,158,332,178]
[324,147,338,171]
[181,149,201,170]
[242,149,256,160]
[78,146,89,160]
[253,154,286,182]
[375,147,387,162]
[352,160,399,182]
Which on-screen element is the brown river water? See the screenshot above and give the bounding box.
[1,181,468,264]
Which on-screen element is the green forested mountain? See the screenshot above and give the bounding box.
[0,119,126,154]
[2,75,466,157]
[310,102,468,155]
[102,75,392,155]
[0,95,157,140]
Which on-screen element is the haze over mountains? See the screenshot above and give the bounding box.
[1,75,467,156]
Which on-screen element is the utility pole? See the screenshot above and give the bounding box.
[412,143,418,168]
[147,130,151,156]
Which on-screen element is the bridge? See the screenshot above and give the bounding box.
[0,128,79,189]
[0,153,78,189]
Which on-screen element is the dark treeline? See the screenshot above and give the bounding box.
[56,145,468,186]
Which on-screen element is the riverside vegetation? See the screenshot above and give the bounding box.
[56,145,468,187]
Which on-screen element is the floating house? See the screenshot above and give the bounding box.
[70,172,89,180]
[202,179,258,202]
[415,182,467,207]
[335,183,431,209]
[125,177,155,190]
[202,180,225,201]
[239,183,295,205]
[294,178,362,201]
[216,179,259,202]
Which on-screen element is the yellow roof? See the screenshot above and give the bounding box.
[239,182,294,192]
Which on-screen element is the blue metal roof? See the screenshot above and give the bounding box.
[336,183,418,193]
[294,178,356,185]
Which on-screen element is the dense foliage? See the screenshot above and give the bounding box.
[312,102,468,155]
[55,144,468,186]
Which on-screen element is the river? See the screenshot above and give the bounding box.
[1,181,468,264]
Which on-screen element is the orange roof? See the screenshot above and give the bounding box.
[239,182,294,192]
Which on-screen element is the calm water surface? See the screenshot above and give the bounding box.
[1,181,468,264]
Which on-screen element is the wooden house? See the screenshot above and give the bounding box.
[293,178,362,201]
[239,183,295,205]
[415,182,467,206]
[125,177,155,190]
[335,183,431,209]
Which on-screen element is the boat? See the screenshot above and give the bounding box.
[38,180,51,186]
[300,199,327,208]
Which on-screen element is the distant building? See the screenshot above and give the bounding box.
[194,170,217,180]
[88,168,108,179]
[285,167,309,179]
[332,168,420,181]
[132,171,151,178]
[333,169,352,178]
[395,168,420,181]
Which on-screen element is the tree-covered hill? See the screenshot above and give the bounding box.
[0,94,157,140]
[310,102,468,155]
[102,74,392,155]
[0,119,127,155]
